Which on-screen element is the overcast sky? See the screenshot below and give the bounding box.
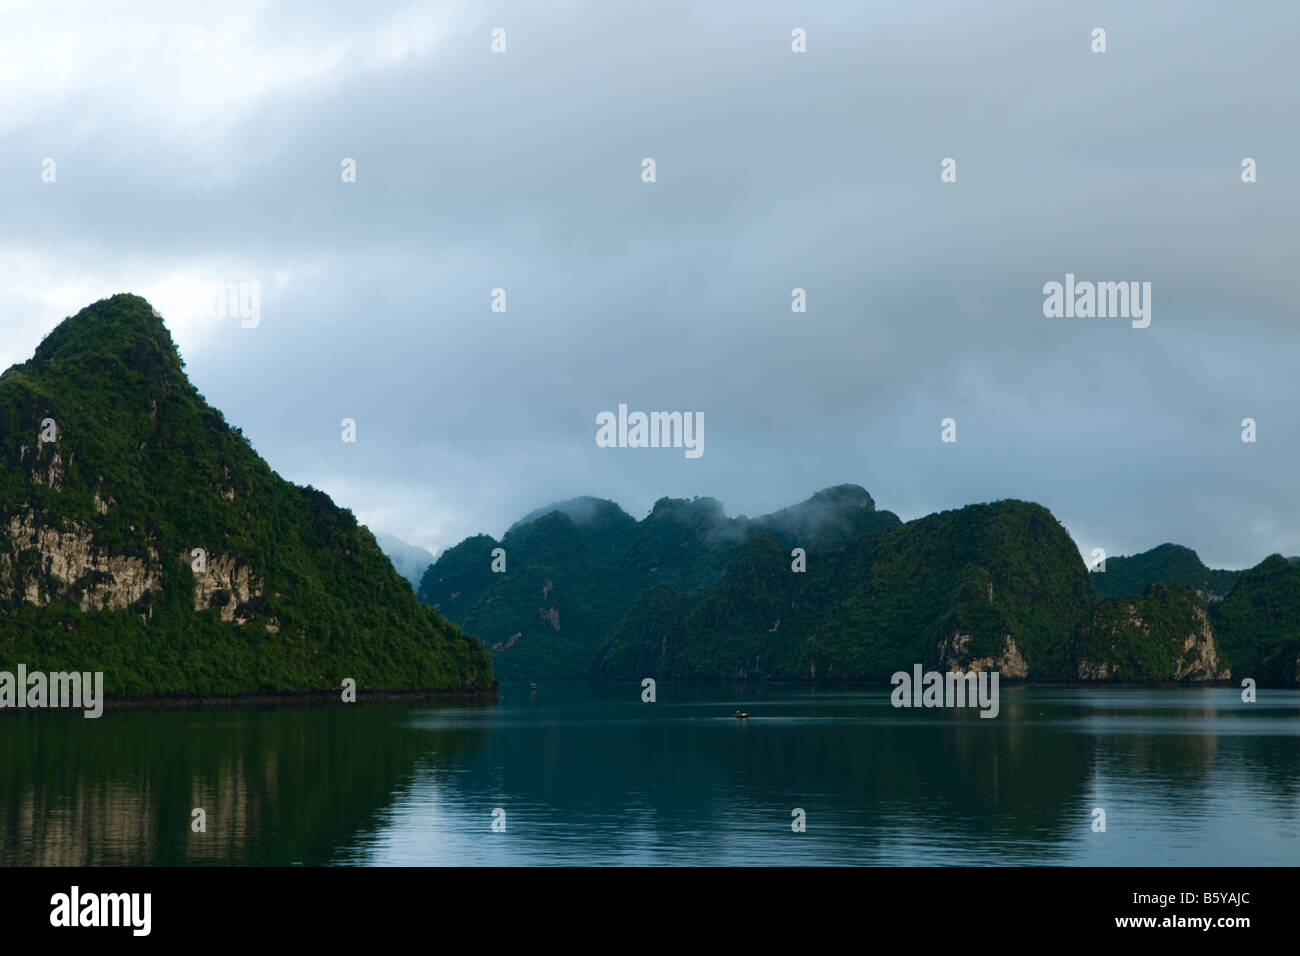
[2,0,1296,570]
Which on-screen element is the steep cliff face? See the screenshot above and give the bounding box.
[3,508,162,613]
[938,631,1028,679]
[188,553,264,623]
[0,294,492,697]
[1073,585,1228,682]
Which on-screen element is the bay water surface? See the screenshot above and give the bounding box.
[2,682,1296,865]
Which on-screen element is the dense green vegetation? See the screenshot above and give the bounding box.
[423,487,1300,686]
[1072,585,1220,682]
[809,501,1095,681]
[1212,555,1300,684]
[0,294,492,697]
[16,296,1292,695]
[420,484,904,679]
[1092,543,1240,601]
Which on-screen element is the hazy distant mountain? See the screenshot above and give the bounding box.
[375,533,436,588]
[0,295,492,698]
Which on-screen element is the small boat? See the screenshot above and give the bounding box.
[529,682,537,692]
[733,709,749,719]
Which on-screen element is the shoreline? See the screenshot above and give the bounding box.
[14,676,1286,714]
[502,677,1249,689]
[94,683,499,711]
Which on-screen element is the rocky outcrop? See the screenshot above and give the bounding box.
[938,631,1029,678]
[1173,615,1227,681]
[0,510,267,625]
[1077,657,1114,681]
[0,294,493,698]
[189,553,264,624]
[2,510,161,612]
[189,548,265,624]
[1074,586,1229,682]
[489,632,522,653]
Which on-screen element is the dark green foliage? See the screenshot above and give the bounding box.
[1072,585,1218,682]
[809,501,1095,680]
[421,484,907,679]
[675,532,806,678]
[589,583,688,678]
[1093,543,1240,601]
[421,478,1300,685]
[937,565,1015,662]
[0,295,492,697]
[1213,555,1300,683]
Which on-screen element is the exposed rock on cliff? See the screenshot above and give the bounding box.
[0,294,493,698]
[1073,585,1228,683]
[3,509,162,613]
[939,631,1029,679]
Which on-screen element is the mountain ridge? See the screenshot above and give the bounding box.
[419,487,1300,686]
[0,294,493,698]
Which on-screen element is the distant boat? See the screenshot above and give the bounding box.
[733,709,749,719]
[529,682,537,692]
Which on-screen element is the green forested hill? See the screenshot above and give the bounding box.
[422,491,1094,681]
[420,484,901,679]
[809,500,1096,681]
[421,487,1300,686]
[1212,555,1300,684]
[1073,585,1227,682]
[0,294,492,697]
[1092,543,1241,601]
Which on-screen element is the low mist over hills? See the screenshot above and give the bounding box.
[375,533,436,588]
[6,296,1295,698]
[0,295,492,697]
[419,487,1300,686]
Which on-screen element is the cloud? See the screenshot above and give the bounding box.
[2,0,1296,569]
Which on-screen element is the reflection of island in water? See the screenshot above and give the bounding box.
[3,686,1296,865]
[0,702,489,866]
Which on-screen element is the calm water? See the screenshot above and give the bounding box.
[2,682,1297,865]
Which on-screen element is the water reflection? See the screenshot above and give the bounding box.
[1,685,1296,865]
[0,702,489,865]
